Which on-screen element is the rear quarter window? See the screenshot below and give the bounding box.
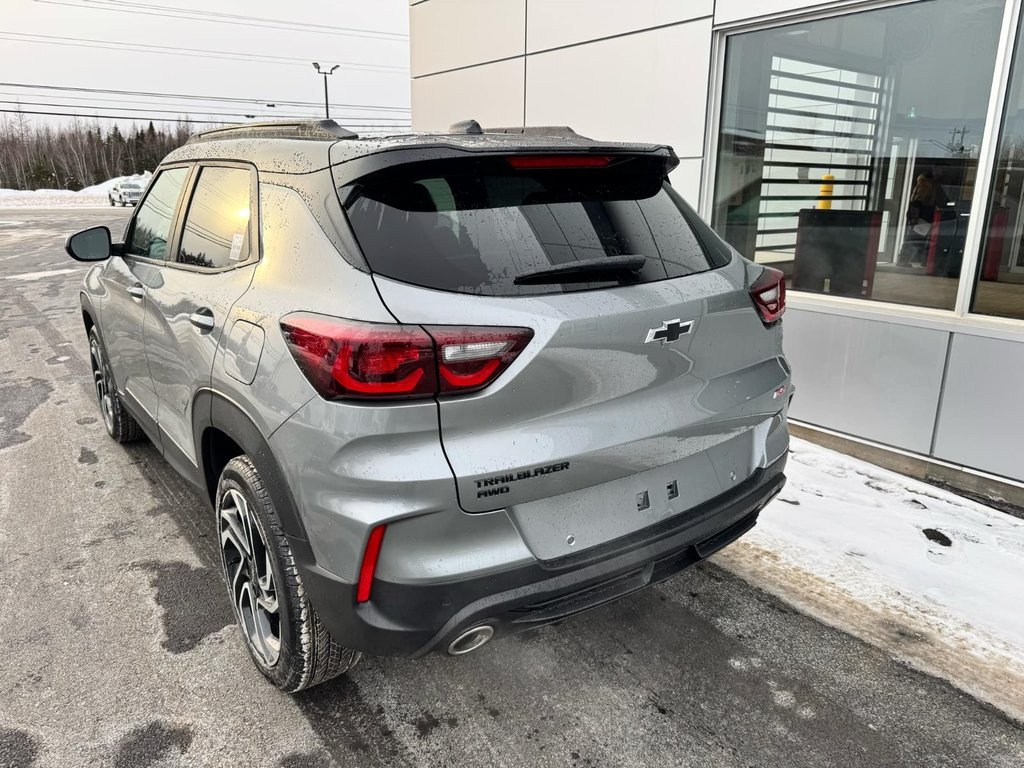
[344,156,730,296]
[176,166,253,269]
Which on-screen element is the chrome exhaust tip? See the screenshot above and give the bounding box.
[447,625,495,656]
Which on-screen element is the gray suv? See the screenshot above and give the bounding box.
[65,119,791,692]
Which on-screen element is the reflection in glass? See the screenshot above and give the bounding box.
[177,167,251,269]
[977,12,1024,321]
[712,0,1003,310]
[125,167,188,260]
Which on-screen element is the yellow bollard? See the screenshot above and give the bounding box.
[818,174,835,210]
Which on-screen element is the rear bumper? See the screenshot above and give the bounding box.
[296,451,787,658]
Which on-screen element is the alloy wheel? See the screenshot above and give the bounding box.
[219,487,281,667]
[89,337,115,435]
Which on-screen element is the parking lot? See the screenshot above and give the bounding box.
[1,207,1022,768]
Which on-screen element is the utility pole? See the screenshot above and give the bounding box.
[312,62,339,119]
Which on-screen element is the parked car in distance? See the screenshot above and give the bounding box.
[108,179,144,207]
[65,119,791,692]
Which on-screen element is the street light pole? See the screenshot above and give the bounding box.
[312,62,339,119]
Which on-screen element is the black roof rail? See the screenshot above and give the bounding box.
[187,119,358,144]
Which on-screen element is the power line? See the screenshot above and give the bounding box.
[0,32,408,72]
[0,107,411,130]
[93,0,407,37]
[105,0,404,39]
[0,82,411,112]
[0,108,236,125]
[0,99,412,123]
[34,0,408,40]
[0,90,250,110]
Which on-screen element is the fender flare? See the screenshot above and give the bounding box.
[80,290,98,331]
[192,389,311,543]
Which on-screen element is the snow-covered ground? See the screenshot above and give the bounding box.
[0,172,151,209]
[716,436,1024,722]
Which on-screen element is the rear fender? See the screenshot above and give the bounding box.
[192,389,310,543]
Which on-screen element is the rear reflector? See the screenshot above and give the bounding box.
[281,313,533,401]
[506,155,612,169]
[749,267,786,325]
[356,525,386,603]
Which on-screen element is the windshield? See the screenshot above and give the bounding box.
[344,156,731,296]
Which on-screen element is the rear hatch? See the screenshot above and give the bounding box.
[341,152,788,559]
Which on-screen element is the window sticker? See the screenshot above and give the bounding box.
[229,233,244,261]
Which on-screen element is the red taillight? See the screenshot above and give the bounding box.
[356,525,386,603]
[506,154,612,169]
[281,313,533,401]
[750,267,786,325]
[281,314,437,400]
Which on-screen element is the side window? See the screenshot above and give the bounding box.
[125,167,189,260]
[177,166,253,269]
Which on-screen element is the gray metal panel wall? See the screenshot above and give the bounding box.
[932,333,1024,482]
[784,308,949,454]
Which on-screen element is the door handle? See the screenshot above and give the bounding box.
[127,284,145,300]
[188,309,216,333]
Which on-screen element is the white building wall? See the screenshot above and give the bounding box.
[412,58,525,130]
[410,0,526,77]
[526,0,713,51]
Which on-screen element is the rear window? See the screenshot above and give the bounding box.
[344,156,731,296]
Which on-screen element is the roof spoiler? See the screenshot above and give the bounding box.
[447,119,589,140]
[486,125,588,139]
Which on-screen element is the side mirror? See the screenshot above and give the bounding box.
[65,226,112,262]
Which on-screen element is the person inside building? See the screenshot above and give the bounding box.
[899,171,948,267]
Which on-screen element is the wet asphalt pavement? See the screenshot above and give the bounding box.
[0,207,1022,768]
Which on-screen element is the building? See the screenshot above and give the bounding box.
[408,0,1024,498]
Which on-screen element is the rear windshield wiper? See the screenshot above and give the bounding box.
[513,254,647,285]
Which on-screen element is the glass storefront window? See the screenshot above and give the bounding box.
[977,12,1024,321]
[712,0,1004,310]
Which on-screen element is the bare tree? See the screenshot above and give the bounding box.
[0,114,204,190]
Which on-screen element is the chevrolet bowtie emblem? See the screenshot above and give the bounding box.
[645,319,693,345]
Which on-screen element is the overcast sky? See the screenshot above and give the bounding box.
[1,0,411,132]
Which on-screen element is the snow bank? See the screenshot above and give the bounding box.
[0,189,108,208]
[80,171,150,196]
[0,172,152,209]
[715,436,1024,722]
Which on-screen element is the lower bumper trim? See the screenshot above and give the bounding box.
[297,452,787,658]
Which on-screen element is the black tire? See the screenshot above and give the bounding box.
[88,327,143,443]
[108,196,115,207]
[216,455,361,692]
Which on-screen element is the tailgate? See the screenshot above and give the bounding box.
[342,151,789,558]
[374,263,787,519]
